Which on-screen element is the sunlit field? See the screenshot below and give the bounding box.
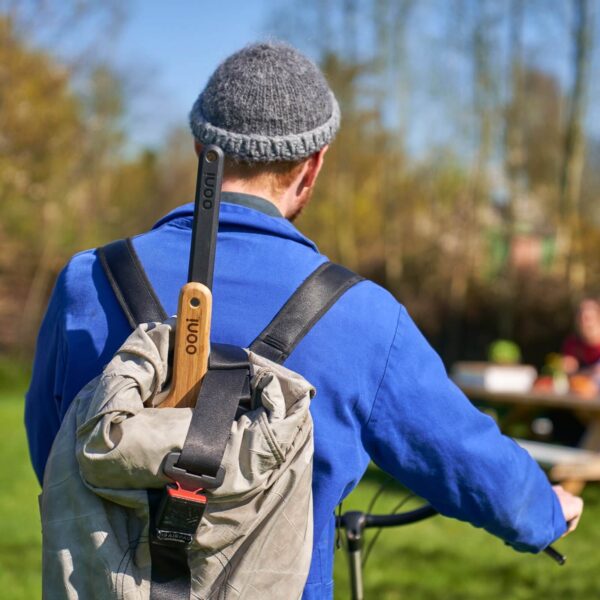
[2,386,599,600]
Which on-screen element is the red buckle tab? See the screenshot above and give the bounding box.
[167,482,207,504]
[153,482,208,547]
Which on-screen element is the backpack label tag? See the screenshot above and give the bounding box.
[153,483,207,547]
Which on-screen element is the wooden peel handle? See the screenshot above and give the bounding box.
[160,282,212,408]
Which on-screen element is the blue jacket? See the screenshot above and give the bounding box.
[26,193,566,599]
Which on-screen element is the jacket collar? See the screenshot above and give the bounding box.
[220,192,283,218]
[152,193,318,252]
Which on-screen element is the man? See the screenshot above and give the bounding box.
[26,42,582,598]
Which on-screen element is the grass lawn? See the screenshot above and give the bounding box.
[2,388,599,600]
[333,471,600,599]
[0,392,42,600]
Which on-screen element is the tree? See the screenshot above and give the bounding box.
[0,16,83,351]
[559,0,596,294]
[1,14,134,353]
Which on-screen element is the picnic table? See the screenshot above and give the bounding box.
[459,384,600,493]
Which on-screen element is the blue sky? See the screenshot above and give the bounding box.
[26,0,598,156]
[110,1,297,149]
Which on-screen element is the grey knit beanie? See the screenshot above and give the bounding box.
[189,42,340,162]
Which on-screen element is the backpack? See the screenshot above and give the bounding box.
[40,236,362,600]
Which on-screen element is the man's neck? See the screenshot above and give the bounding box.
[222,180,286,217]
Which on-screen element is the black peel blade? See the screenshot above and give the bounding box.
[188,145,225,288]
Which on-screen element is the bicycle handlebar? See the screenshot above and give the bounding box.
[335,504,438,533]
[336,503,566,565]
[362,504,438,528]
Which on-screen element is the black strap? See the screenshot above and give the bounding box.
[249,262,364,364]
[148,488,191,600]
[99,240,364,364]
[176,344,251,483]
[98,238,168,328]
[147,345,250,600]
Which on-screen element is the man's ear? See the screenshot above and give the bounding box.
[300,145,329,190]
[194,140,203,156]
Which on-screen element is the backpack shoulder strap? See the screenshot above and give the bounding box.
[97,238,168,328]
[99,239,363,362]
[250,261,364,364]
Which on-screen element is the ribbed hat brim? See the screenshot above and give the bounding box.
[189,92,341,163]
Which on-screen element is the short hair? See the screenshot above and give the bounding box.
[223,155,307,197]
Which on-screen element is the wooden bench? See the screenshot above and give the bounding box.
[457,383,600,493]
[516,439,600,492]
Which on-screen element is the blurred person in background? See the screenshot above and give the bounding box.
[562,298,600,376]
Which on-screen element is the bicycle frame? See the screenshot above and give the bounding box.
[336,506,437,600]
[336,505,565,600]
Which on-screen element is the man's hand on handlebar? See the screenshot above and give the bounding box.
[553,485,584,536]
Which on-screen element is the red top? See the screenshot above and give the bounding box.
[562,334,600,367]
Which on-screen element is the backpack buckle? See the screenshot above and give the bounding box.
[163,451,225,489]
[152,452,225,547]
[153,482,207,547]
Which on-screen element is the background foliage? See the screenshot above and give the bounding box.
[1,2,599,598]
[1,0,599,367]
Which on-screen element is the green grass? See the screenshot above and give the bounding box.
[2,386,599,600]
[0,392,41,600]
[333,471,600,599]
